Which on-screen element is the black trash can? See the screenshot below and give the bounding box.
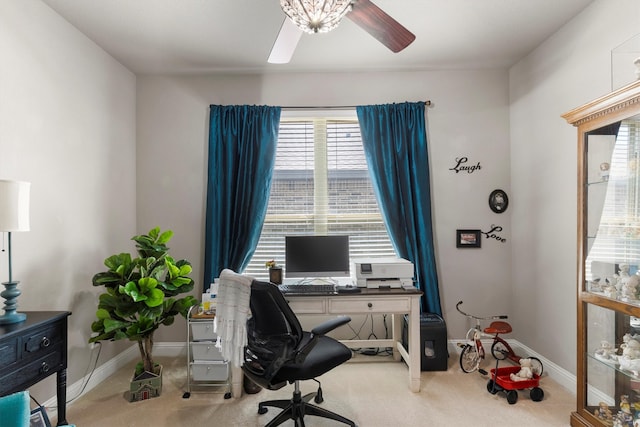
[403,313,448,371]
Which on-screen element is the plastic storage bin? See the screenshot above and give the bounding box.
[191,342,223,361]
[403,313,448,371]
[191,321,216,340]
[191,361,229,381]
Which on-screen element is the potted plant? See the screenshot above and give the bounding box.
[89,227,198,401]
[265,259,282,284]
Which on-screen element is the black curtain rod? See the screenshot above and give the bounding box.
[280,101,431,110]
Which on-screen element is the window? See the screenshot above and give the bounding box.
[245,114,397,279]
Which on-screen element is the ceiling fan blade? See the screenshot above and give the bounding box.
[268,18,304,64]
[346,0,415,53]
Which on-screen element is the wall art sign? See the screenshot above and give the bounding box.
[456,229,481,248]
[482,225,506,243]
[449,157,481,174]
[488,189,509,213]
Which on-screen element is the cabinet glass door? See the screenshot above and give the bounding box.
[585,304,640,423]
[586,117,640,301]
[583,115,640,425]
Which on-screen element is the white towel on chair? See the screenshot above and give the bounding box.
[214,269,253,367]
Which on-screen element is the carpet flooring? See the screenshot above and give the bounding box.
[55,353,574,426]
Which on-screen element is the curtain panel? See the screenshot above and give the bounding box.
[203,105,281,289]
[356,102,441,315]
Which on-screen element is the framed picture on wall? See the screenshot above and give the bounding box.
[456,229,481,248]
[489,189,509,213]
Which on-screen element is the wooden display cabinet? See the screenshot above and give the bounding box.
[564,80,640,426]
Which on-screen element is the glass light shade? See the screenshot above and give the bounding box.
[280,0,353,34]
[0,180,30,232]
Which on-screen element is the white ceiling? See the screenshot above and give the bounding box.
[41,0,595,75]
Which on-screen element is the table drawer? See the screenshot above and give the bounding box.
[0,340,18,367]
[24,324,64,358]
[286,298,326,314]
[0,346,63,392]
[329,297,410,314]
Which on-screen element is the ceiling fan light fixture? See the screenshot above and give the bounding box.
[280,0,353,34]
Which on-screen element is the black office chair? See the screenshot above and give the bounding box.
[243,279,356,427]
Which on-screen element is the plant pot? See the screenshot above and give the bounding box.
[126,364,163,402]
[269,267,283,284]
[243,374,262,394]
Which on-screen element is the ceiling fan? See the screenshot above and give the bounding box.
[268,0,416,64]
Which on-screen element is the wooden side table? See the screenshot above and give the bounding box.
[0,311,71,426]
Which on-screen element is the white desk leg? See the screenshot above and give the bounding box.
[231,365,243,398]
[392,313,401,361]
[408,297,421,392]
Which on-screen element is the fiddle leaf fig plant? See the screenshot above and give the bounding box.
[89,227,198,375]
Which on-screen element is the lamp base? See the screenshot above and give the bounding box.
[0,281,26,325]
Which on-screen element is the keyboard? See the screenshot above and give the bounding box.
[278,284,337,295]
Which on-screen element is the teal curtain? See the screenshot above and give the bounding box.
[356,102,441,315]
[203,105,281,289]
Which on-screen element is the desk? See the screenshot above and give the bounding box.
[284,288,423,392]
[0,311,71,426]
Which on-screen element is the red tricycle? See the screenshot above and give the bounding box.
[456,301,544,377]
[487,362,544,405]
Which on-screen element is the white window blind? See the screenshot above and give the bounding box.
[245,117,397,280]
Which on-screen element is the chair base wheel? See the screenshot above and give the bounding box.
[256,385,356,426]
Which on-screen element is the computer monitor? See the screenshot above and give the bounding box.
[285,235,350,278]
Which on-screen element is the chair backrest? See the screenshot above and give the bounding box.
[243,279,303,389]
[0,391,29,427]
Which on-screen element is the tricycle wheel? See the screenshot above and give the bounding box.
[491,341,509,360]
[506,390,518,404]
[487,379,498,394]
[530,387,544,402]
[459,344,480,373]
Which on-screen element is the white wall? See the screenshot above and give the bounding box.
[136,70,513,343]
[0,0,136,399]
[509,0,640,373]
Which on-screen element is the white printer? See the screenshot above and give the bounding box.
[352,258,414,289]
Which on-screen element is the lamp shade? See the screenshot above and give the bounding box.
[0,180,30,232]
[280,0,353,34]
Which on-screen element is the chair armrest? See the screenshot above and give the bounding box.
[294,316,351,363]
[311,316,351,336]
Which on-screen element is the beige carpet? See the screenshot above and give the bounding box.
[55,354,574,426]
